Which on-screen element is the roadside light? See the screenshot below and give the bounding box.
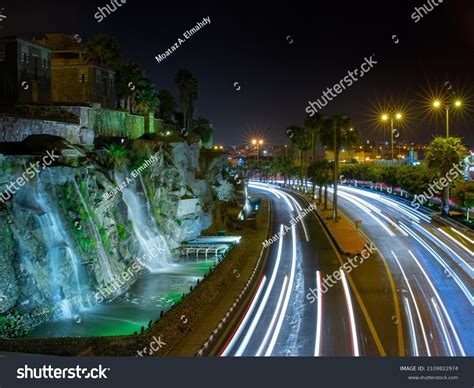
[433,100,441,108]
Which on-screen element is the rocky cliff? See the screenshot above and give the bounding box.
[0,136,233,337]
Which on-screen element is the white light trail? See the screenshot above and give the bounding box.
[399,223,474,305]
[314,270,323,357]
[331,189,396,237]
[451,228,474,244]
[264,226,297,356]
[431,297,455,357]
[403,297,419,357]
[256,276,288,356]
[408,250,466,357]
[339,186,432,223]
[411,223,473,275]
[392,250,431,356]
[340,269,360,357]
[235,225,285,356]
[220,276,267,357]
[437,228,474,258]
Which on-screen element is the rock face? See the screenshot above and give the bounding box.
[0,139,232,337]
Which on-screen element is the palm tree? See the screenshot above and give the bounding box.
[305,113,324,163]
[277,152,294,187]
[193,117,214,147]
[319,116,359,221]
[175,69,199,134]
[82,34,123,69]
[157,89,177,124]
[308,160,333,209]
[115,61,147,112]
[425,137,467,215]
[134,80,158,114]
[286,125,311,189]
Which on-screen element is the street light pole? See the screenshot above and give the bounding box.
[391,118,394,162]
[432,99,462,215]
[333,122,338,222]
[381,113,402,164]
[446,106,450,138]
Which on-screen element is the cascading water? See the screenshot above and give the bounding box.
[71,179,114,284]
[114,168,172,272]
[32,173,87,316]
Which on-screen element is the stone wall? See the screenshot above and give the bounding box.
[3,106,158,143]
[61,106,149,139]
[0,116,94,145]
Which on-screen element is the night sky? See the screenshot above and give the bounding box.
[2,0,474,146]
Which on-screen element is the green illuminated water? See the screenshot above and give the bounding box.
[26,261,211,338]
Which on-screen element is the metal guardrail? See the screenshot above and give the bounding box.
[195,198,271,357]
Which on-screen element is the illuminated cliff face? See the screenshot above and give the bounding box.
[0,138,232,337]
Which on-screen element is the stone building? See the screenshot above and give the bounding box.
[34,34,116,108]
[0,36,52,105]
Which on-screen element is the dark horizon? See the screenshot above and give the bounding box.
[1,0,473,146]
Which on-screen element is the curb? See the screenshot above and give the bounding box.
[195,195,272,356]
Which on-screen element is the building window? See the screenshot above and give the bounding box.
[79,70,88,83]
[96,72,101,84]
[0,44,5,62]
[22,51,29,64]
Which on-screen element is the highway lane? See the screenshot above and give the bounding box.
[332,184,473,356]
[220,183,360,356]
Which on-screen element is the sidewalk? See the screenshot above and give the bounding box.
[307,194,368,255]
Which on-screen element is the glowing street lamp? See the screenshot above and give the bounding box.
[381,113,403,162]
[252,138,264,161]
[433,99,462,137]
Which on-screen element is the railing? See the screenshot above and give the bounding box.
[195,197,271,356]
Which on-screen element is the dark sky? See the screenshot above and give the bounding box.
[2,0,474,146]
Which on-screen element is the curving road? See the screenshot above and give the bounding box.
[218,181,473,357]
[331,184,473,356]
[219,182,390,357]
